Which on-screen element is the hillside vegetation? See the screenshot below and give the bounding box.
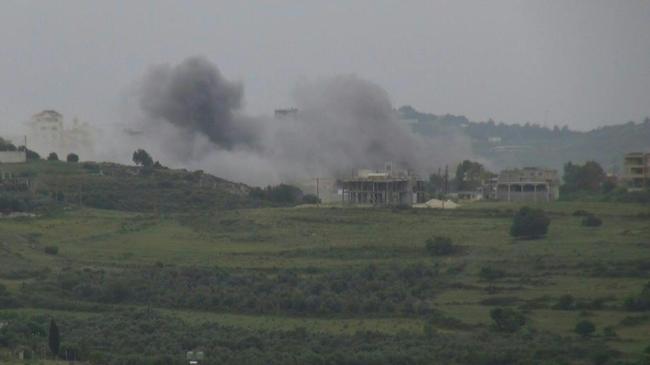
[1,200,649,364]
[399,105,650,171]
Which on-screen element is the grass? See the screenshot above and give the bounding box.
[1,200,650,359]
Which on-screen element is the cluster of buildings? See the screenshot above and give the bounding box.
[329,152,650,207]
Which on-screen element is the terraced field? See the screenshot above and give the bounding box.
[1,201,649,364]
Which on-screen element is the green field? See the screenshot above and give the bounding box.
[1,200,650,364]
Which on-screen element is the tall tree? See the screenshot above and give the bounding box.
[454,160,494,191]
[132,149,154,168]
[562,161,606,193]
[48,319,60,358]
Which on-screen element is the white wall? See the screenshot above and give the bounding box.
[0,151,27,163]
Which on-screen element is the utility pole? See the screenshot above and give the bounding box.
[444,165,449,195]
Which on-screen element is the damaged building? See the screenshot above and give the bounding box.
[495,167,560,202]
[340,163,425,205]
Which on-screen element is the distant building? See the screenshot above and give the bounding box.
[340,162,424,205]
[0,151,27,164]
[26,110,93,157]
[496,167,560,202]
[622,152,650,191]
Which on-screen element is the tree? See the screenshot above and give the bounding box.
[510,206,550,239]
[581,214,602,227]
[47,152,59,161]
[490,307,526,333]
[425,236,455,256]
[48,319,60,357]
[562,161,607,193]
[574,320,596,338]
[454,160,494,191]
[66,153,79,163]
[132,149,153,167]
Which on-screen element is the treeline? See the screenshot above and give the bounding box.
[0,309,610,365]
[24,264,443,317]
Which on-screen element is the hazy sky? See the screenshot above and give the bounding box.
[1,0,649,131]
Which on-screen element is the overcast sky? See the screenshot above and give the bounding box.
[1,0,649,131]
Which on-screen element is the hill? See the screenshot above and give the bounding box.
[0,160,252,213]
[399,105,650,172]
[1,202,649,364]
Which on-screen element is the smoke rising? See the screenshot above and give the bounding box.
[131,56,472,185]
[138,57,257,150]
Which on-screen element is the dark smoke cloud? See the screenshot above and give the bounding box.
[138,57,257,150]
[131,57,473,185]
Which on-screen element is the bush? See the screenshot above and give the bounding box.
[572,209,591,217]
[574,320,596,337]
[302,194,321,204]
[510,206,550,239]
[44,246,59,255]
[581,214,602,227]
[425,236,455,256]
[490,307,526,333]
[479,267,506,281]
[66,153,79,163]
[47,152,59,161]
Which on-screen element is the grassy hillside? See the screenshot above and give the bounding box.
[1,201,649,364]
[0,160,252,213]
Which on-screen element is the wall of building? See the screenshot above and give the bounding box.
[0,151,27,164]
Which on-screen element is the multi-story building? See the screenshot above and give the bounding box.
[26,110,93,158]
[340,162,425,205]
[623,152,650,191]
[495,167,560,202]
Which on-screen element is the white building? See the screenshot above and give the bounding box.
[26,110,93,158]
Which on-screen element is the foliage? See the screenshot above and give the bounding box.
[66,153,79,163]
[454,160,494,191]
[479,267,506,281]
[562,161,607,193]
[0,138,17,151]
[425,236,456,256]
[581,214,602,227]
[48,319,60,356]
[47,153,59,161]
[132,149,154,168]
[624,282,650,311]
[510,206,550,239]
[301,194,321,204]
[249,184,304,206]
[574,320,596,337]
[490,307,526,333]
[44,246,59,255]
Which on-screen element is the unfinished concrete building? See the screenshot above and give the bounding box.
[496,167,560,202]
[622,152,650,191]
[340,163,424,205]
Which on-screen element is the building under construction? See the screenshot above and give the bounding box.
[340,163,425,205]
[495,167,560,202]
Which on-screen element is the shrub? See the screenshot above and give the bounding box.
[479,267,506,281]
[66,153,79,163]
[425,236,455,256]
[47,152,59,161]
[572,209,591,217]
[302,194,321,205]
[574,320,596,337]
[581,214,602,227]
[510,206,550,239]
[490,307,526,333]
[44,246,59,255]
[624,282,650,311]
